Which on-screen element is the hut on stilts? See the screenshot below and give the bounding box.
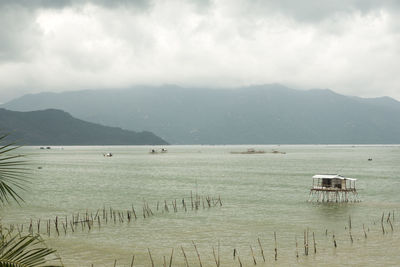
[309,174,360,202]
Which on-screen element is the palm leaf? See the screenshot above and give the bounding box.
[0,134,28,205]
[0,232,62,267]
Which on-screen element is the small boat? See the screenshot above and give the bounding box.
[150,148,168,154]
[103,153,113,157]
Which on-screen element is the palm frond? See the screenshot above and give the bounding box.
[0,232,62,267]
[0,134,28,205]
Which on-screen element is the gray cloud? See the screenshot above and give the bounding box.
[248,0,400,21]
[0,0,400,102]
[0,0,150,9]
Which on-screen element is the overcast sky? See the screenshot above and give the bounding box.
[1,0,400,102]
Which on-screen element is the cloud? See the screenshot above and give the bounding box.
[0,0,400,102]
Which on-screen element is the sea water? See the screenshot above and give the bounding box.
[1,145,400,266]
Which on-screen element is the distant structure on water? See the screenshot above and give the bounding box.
[150,148,168,154]
[309,174,360,202]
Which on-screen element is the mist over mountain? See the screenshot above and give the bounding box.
[0,108,168,145]
[3,84,400,144]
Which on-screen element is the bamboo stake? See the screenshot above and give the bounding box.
[238,255,243,267]
[191,191,194,210]
[212,247,218,267]
[312,232,316,254]
[192,241,203,267]
[217,240,220,267]
[363,224,367,238]
[258,238,265,262]
[250,245,256,265]
[333,233,337,248]
[132,205,137,220]
[274,231,278,261]
[169,248,174,267]
[388,217,394,232]
[130,255,135,267]
[349,215,352,230]
[181,246,189,267]
[148,248,154,267]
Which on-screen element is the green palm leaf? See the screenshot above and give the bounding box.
[0,134,28,205]
[0,132,63,266]
[0,232,61,266]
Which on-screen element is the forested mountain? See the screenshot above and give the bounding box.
[0,108,168,145]
[3,84,400,144]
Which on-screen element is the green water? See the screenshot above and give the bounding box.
[1,145,400,266]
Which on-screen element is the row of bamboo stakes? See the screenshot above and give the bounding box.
[92,210,395,266]
[6,192,223,237]
[4,206,397,266]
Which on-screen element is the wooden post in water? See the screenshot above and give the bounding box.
[312,232,317,253]
[258,238,265,262]
[238,255,243,267]
[388,216,394,232]
[217,241,220,267]
[303,230,308,255]
[250,245,256,265]
[362,224,367,238]
[191,191,194,210]
[169,248,174,267]
[130,255,135,267]
[212,247,218,267]
[274,231,278,261]
[192,241,203,267]
[333,233,337,248]
[148,248,154,267]
[181,246,189,267]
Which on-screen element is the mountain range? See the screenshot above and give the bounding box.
[0,108,167,145]
[2,84,400,144]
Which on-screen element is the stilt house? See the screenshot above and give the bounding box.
[309,174,360,202]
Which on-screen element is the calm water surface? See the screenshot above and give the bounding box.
[1,145,400,266]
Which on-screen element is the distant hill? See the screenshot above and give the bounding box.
[3,84,400,144]
[0,108,168,145]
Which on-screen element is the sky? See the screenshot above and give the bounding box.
[0,0,400,102]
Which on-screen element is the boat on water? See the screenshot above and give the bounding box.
[271,150,286,154]
[103,153,113,157]
[230,148,286,154]
[230,148,266,154]
[150,148,168,154]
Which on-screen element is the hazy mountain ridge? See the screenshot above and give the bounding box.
[3,84,400,144]
[0,108,168,145]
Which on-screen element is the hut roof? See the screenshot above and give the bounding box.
[312,174,357,181]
